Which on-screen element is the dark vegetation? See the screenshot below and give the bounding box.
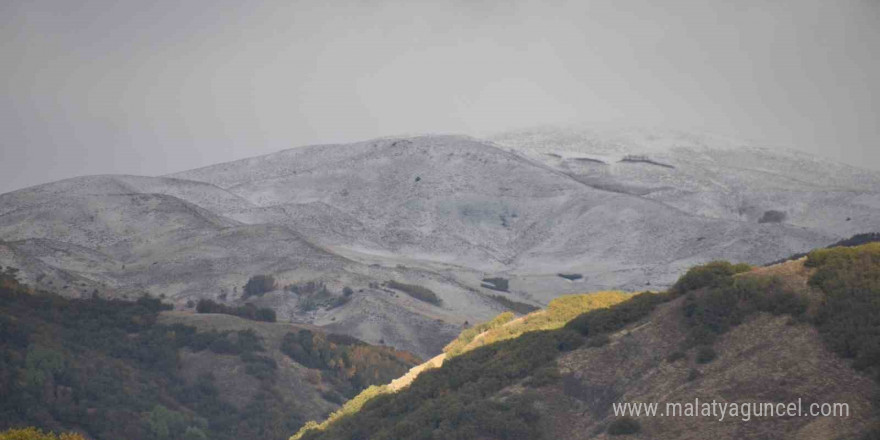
[565,292,669,337]
[195,299,276,322]
[0,268,414,440]
[619,154,675,169]
[670,261,752,295]
[764,232,880,266]
[0,427,86,440]
[673,264,808,363]
[833,232,880,248]
[480,277,509,292]
[280,331,418,399]
[758,210,787,223]
[805,243,880,375]
[557,273,583,281]
[572,157,607,164]
[487,294,539,315]
[242,275,276,299]
[674,242,880,380]
[607,416,641,435]
[295,242,880,440]
[385,281,442,306]
[287,281,351,312]
[298,291,666,440]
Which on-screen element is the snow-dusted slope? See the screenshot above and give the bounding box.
[2,128,878,356]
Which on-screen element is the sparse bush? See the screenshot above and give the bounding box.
[695,345,717,364]
[607,416,641,435]
[667,350,686,363]
[195,299,276,322]
[385,280,442,306]
[487,294,539,314]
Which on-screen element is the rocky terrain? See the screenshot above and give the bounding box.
[2,127,878,357]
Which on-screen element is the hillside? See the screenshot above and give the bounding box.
[292,241,880,440]
[0,270,419,440]
[2,128,879,357]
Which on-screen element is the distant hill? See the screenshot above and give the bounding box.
[2,127,879,357]
[0,270,419,440]
[291,242,880,440]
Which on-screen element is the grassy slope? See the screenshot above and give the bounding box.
[292,242,880,440]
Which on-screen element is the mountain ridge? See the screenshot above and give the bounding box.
[1,128,878,357]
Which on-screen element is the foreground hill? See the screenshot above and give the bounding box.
[0,271,419,440]
[292,241,880,440]
[2,127,878,357]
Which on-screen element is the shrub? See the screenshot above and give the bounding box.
[487,294,539,314]
[385,281,442,306]
[243,275,276,298]
[667,350,686,362]
[566,292,669,336]
[805,243,880,373]
[695,345,717,364]
[833,233,880,248]
[527,365,562,387]
[758,210,787,223]
[196,299,277,322]
[607,416,641,435]
[255,307,276,322]
[670,261,751,295]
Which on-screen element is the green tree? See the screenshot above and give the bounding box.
[24,345,64,389]
[146,405,186,440]
[183,427,207,440]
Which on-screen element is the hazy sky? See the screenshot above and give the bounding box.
[2,0,879,193]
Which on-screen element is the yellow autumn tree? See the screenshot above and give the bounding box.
[0,427,86,440]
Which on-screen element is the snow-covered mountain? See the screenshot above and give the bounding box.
[2,127,878,357]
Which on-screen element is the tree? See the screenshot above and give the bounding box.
[25,345,64,389]
[145,405,186,440]
[0,428,86,440]
[183,427,207,440]
[243,275,276,298]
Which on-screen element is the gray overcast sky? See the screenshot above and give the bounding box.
[2,0,879,193]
